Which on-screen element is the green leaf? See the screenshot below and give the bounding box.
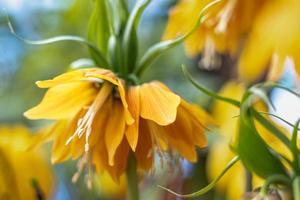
[291,119,300,175]
[7,15,109,68]
[252,110,290,148]
[87,0,111,56]
[258,112,300,130]
[123,0,151,74]
[182,65,241,107]
[159,156,240,198]
[135,0,222,77]
[248,86,276,111]
[236,95,288,178]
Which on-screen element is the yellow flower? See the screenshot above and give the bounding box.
[163,0,267,59]
[0,125,54,200]
[206,81,291,200]
[24,68,213,183]
[239,0,300,82]
[164,0,300,82]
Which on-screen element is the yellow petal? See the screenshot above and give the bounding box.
[105,100,126,166]
[164,115,198,162]
[140,82,180,126]
[147,121,168,151]
[27,121,67,151]
[179,102,208,148]
[125,86,140,151]
[36,69,93,88]
[117,79,134,125]
[24,82,97,120]
[135,119,153,171]
[93,137,129,183]
[51,122,73,163]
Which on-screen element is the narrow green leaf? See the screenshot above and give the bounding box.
[263,82,300,98]
[159,156,240,198]
[8,17,110,68]
[291,119,300,175]
[252,110,290,148]
[182,66,241,107]
[135,0,222,77]
[249,86,276,111]
[258,112,300,130]
[123,0,151,73]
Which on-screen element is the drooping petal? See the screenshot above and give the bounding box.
[24,82,97,120]
[140,82,180,126]
[90,97,111,148]
[147,121,168,151]
[180,100,211,147]
[164,109,198,162]
[93,135,129,183]
[116,79,134,125]
[164,129,198,162]
[51,122,74,163]
[105,100,126,166]
[125,86,140,151]
[27,121,66,151]
[135,119,153,171]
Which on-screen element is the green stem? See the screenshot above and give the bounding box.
[260,174,291,196]
[126,153,139,200]
[293,177,300,200]
[159,156,240,198]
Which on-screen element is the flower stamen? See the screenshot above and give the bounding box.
[66,82,113,153]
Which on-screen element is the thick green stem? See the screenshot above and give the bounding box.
[126,153,139,200]
[293,177,300,200]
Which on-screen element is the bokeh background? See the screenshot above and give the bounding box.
[0,0,299,199]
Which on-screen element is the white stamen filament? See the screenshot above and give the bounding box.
[66,82,113,153]
[215,0,237,33]
[200,36,220,69]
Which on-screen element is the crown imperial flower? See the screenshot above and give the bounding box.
[25,68,213,183]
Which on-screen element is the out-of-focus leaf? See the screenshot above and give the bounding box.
[123,0,151,73]
[108,35,123,72]
[236,94,288,178]
[249,86,276,110]
[8,17,109,68]
[87,0,111,57]
[182,65,241,107]
[291,119,300,174]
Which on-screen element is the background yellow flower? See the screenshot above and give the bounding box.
[0,125,54,200]
[239,0,300,82]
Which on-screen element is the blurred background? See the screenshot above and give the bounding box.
[0,0,299,199]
